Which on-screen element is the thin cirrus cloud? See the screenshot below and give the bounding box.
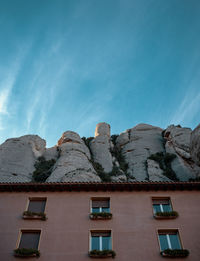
[170,90,200,128]
[0,0,200,147]
[0,65,20,130]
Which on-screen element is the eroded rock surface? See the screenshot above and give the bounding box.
[0,135,46,182]
[90,123,113,173]
[43,146,59,160]
[47,131,100,182]
[164,125,191,156]
[116,124,164,181]
[147,159,171,182]
[190,124,200,166]
[164,125,199,180]
[0,122,199,183]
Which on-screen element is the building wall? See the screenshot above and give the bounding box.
[0,190,200,261]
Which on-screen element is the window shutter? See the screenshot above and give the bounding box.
[92,200,109,208]
[159,230,178,235]
[19,232,40,249]
[28,200,46,213]
[153,199,169,205]
[91,231,111,237]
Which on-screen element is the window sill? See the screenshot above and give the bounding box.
[14,253,39,258]
[154,215,177,220]
[161,249,189,258]
[89,250,116,258]
[14,248,40,258]
[154,211,178,219]
[89,213,112,220]
[23,215,47,221]
[22,211,47,221]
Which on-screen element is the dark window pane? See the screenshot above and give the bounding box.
[163,204,172,212]
[91,236,100,250]
[28,200,46,213]
[19,232,40,249]
[102,236,111,250]
[169,234,181,250]
[153,204,161,213]
[92,208,100,213]
[159,235,169,251]
[102,207,110,213]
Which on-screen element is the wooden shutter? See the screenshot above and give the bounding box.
[28,199,46,213]
[92,199,109,208]
[153,199,169,205]
[19,231,40,249]
[158,230,178,235]
[91,231,111,237]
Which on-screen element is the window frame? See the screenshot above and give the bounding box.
[25,197,47,213]
[152,197,173,214]
[16,229,42,250]
[90,197,110,214]
[157,229,183,251]
[89,230,113,251]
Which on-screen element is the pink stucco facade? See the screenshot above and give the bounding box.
[0,185,200,260]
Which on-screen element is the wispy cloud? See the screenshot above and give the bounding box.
[0,42,32,132]
[170,90,200,127]
[26,92,41,132]
[0,68,20,130]
[25,43,69,135]
[0,88,10,115]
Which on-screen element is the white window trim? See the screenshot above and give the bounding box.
[99,236,103,250]
[160,204,164,212]
[166,234,172,249]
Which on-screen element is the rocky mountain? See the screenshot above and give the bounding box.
[0,122,199,183]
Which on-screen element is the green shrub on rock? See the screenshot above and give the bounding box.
[32,156,56,182]
[148,152,178,181]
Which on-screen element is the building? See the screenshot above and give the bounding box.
[0,182,200,260]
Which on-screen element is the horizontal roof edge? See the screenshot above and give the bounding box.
[0,182,200,192]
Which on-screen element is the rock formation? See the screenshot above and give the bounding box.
[0,122,199,183]
[190,124,200,166]
[164,125,200,180]
[0,135,46,182]
[47,131,100,182]
[116,124,164,181]
[90,123,113,173]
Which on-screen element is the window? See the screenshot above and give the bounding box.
[90,231,112,251]
[23,198,47,220]
[152,198,172,214]
[18,230,41,250]
[158,230,182,251]
[27,198,46,213]
[91,198,110,213]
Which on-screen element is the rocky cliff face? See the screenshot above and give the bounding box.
[0,122,199,183]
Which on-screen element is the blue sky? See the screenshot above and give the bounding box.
[0,0,200,147]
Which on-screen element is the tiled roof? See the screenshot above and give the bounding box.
[0,181,200,192]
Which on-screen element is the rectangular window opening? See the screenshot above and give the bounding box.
[90,231,112,251]
[152,197,172,214]
[158,230,182,251]
[27,198,46,213]
[18,230,41,250]
[91,198,110,213]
